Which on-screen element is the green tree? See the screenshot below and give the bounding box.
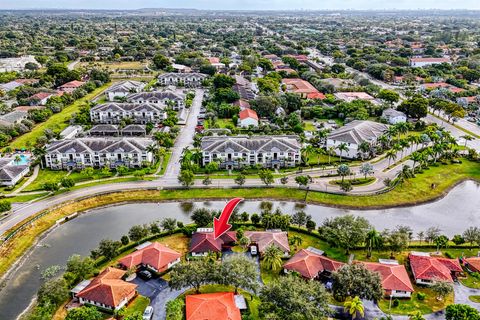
[332,264,383,301]
[65,306,103,320]
[161,218,178,232]
[153,54,171,70]
[319,215,371,254]
[128,225,149,242]
[191,208,213,227]
[166,299,184,320]
[378,89,400,104]
[169,260,214,293]
[294,175,310,188]
[37,277,69,306]
[262,244,284,272]
[60,177,75,189]
[343,296,364,319]
[234,174,246,186]
[434,235,449,252]
[259,275,332,319]
[337,164,351,183]
[431,281,454,301]
[291,210,311,227]
[218,254,259,294]
[365,229,382,258]
[178,169,195,188]
[259,169,274,186]
[445,304,480,320]
[359,162,373,179]
[65,254,95,281]
[93,239,121,260]
[409,311,426,320]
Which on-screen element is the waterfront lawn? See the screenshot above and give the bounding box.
[155,233,190,257]
[378,287,453,315]
[8,83,110,150]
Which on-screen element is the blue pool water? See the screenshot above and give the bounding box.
[13,154,30,165]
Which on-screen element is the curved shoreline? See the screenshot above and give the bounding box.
[0,178,478,285]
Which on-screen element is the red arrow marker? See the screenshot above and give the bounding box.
[213,198,243,240]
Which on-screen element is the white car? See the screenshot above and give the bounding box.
[143,306,153,320]
[250,245,258,256]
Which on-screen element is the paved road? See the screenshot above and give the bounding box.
[164,89,203,179]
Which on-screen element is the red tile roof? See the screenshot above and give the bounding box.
[465,257,480,273]
[59,80,85,88]
[307,92,327,100]
[77,267,137,308]
[189,231,236,253]
[118,242,180,272]
[245,231,290,254]
[239,108,258,120]
[411,57,450,63]
[361,262,414,293]
[284,249,344,279]
[282,78,325,99]
[233,99,251,109]
[30,92,53,101]
[186,292,241,320]
[409,254,462,283]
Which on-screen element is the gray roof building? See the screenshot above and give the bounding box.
[328,120,389,145]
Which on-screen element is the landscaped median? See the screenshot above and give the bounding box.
[1,160,480,281]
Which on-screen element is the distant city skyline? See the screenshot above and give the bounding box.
[1,0,480,10]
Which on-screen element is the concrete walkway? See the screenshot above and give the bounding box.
[10,165,39,195]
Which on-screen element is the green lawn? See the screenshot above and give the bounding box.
[378,288,453,315]
[303,121,317,131]
[5,193,49,203]
[461,273,480,289]
[8,83,110,150]
[158,152,172,176]
[469,295,480,303]
[306,152,341,166]
[124,295,150,317]
[329,177,376,186]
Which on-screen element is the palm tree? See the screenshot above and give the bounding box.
[358,141,370,160]
[386,149,397,167]
[290,235,303,250]
[146,144,158,161]
[336,143,348,162]
[365,229,382,258]
[262,244,283,272]
[399,139,410,159]
[343,296,364,319]
[327,146,336,165]
[410,151,423,172]
[386,126,398,145]
[301,145,315,166]
[461,134,474,149]
[395,122,410,141]
[14,154,21,165]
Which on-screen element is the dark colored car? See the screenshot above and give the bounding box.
[138,270,152,280]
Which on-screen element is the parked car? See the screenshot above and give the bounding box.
[143,306,153,320]
[138,270,152,280]
[250,245,258,256]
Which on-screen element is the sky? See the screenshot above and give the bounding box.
[1,0,480,10]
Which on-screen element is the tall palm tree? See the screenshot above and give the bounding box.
[14,154,21,165]
[399,139,410,159]
[410,151,423,172]
[358,141,370,160]
[386,149,397,167]
[461,134,474,149]
[366,229,382,258]
[328,146,336,165]
[336,143,348,162]
[344,296,364,319]
[262,245,283,272]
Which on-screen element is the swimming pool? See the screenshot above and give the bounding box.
[13,154,30,165]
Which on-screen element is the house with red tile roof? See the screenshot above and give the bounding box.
[282,78,325,100]
[29,92,55,105]
[75,267,137,311]
[238,109,258,128]
[360,260,414,298]
[118,242,181,273]
[283,247,344,279]
[245,230,290,256]
[284,54,309,63]
[233,99,251,110]
[186,292,242,320]
[189,229,237,256]
[409,252,463,285]
[58,80,85,93]
[410,57,451,67]
[464,257,480,273]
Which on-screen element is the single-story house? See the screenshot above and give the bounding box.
[233,99,251,110]
[464,257,480,273]
[282,78,326,100]
[186,292,242,320]
[58,80,85,93]
[29,92,55,105]
[409,252,463,285]
[189,229,237,256]
[118,242,181,273]
[238,109,258,128]
[410,57,451,67]
[0,110,28,127]
[283,247,344,279]
[326,120,389,159]
[75,267,137,311]
[244,230,290,256]
[334,92,375,103]
[360,260,414,298]
[382,108,407,124]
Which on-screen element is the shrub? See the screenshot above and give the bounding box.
[392,298,400,307]
[0,199,11,212]
[417,292,426,301]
